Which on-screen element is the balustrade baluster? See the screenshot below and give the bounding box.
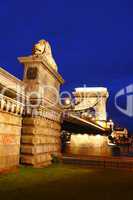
[0,98,6,110]
[11,103,15,113]
[6,100,11,112]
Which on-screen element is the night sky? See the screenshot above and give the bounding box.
[0,0,133,132]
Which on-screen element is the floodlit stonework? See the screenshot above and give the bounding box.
[73,87,109,127]
[0,95,24,171]
[0,39,110,171]
[18,39,64,167]
[0,39,64,170]
[21,117,61,166]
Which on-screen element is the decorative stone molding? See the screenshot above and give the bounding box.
[18,56,64,85]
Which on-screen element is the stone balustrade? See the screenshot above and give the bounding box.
[0,94,24,115]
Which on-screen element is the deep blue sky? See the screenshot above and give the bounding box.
[0,0,133,131]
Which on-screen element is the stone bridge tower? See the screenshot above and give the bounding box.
[73,87,109,128]
[18,39,64,167]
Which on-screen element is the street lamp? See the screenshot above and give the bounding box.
[64,98,71,106]
[109,119,114,132]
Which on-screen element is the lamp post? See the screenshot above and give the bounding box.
[109,119,114,132]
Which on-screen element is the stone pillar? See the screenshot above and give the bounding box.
[18,39,64,167]
[21,111,61,167]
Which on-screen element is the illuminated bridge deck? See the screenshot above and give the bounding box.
[62,113,109,134]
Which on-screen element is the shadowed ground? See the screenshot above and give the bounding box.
[0,164,133,200]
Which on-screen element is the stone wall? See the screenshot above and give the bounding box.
[0,95,23,172]
[21,116,61,167]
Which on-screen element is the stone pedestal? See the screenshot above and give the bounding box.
[21,115,61,167]
[18,39,64,167]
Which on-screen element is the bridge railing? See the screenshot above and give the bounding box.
[0,94,24,115]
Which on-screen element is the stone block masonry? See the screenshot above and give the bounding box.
[18,39,64,167]
[0,39,64,171]
[21,117,61,167]
[0,95,23,172]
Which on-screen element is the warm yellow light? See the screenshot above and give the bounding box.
[65,98,71,105]
[71,134,106,147]
[96,134,101,139]
[97,121,107,128]
[67,134,110,157]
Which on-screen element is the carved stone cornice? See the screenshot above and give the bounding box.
[73,87,109,98]
[18,56,64,85]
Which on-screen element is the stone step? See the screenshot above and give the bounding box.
[63,156,133,170]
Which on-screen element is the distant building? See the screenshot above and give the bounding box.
[112,128,128,139]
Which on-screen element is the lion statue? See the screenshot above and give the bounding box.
[32,39,57,71]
